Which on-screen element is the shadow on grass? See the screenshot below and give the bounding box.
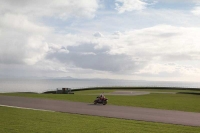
[177,92,200,95]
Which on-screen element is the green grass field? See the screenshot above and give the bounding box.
[1,106,200,133]
[1,88,200,112]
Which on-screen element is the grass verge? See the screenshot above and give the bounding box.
[0,106,200,133]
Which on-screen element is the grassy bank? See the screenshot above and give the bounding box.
[43,87,200,94]
[72,87,200,92]
[1,88,200,112]
[1,106,200,133]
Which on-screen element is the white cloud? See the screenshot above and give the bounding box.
[40,25,200,79]
[81,52,96,55]
[0,13,49,33]
[135,62,200,81]
[191,6,200,16]
[1,0,200,81]
[0,0,100,65]
[0,0,99,19]
[115,0,147,13]
[111,25,200,61]
[0,13,50,65]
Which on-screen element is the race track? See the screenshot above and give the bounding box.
[0,95,200,127]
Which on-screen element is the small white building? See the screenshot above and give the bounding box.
[56,88,74,94]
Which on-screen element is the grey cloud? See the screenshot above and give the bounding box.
[93,32,103,38]
[137,30,179,38]
[0,30,27,64]
[46,43,146,72]
[158,32,179,38]
[162,53,193,61]
[113,31,121,36]
[67,43,109,53]
[112,31,121,39]
[135,71,183,78]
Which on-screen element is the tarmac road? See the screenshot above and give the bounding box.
[0,95,200,127]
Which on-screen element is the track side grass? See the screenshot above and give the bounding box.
[74,89,115,94]
[110,93,200,112]
[1,92,200,112]
[0,106,200,133]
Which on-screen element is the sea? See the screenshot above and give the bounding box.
[0,78,200,93]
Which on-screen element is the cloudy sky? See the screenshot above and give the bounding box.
[1,0,200,81]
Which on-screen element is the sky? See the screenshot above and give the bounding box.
[1,0,200,82]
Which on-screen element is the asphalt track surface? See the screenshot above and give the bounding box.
[0,95,200,127]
